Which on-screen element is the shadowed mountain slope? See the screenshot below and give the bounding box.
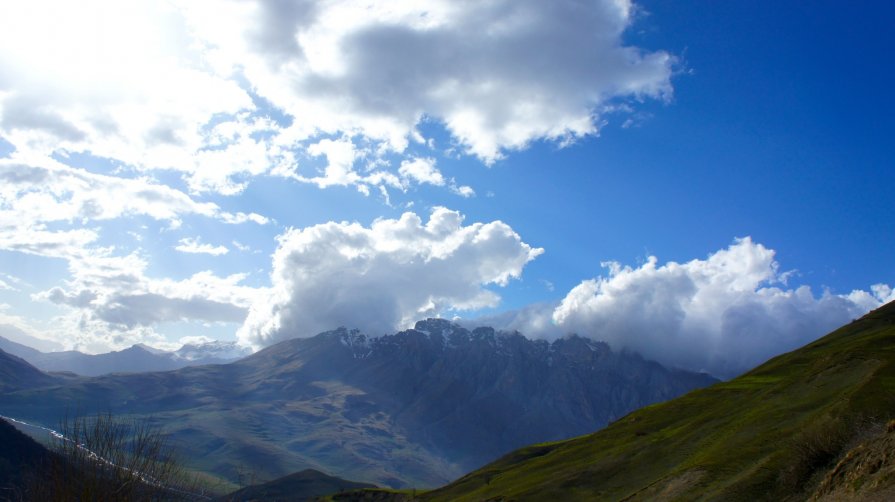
[0,417,54,497]
[410,302,895,501]
[0,348,57,392]
[0,320,715,489]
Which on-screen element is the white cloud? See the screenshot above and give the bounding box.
[175,237,229,256]
[0,157,269,229]
[301,137,363,188]
[399,157,444,186]
[231,240,253,253]
[29,249,262,352]
[543,238,895,378]
[392,157,474,197]
[451,185,476,198]
[238,207,543,347]
[0,1,258,186]
[185,0,672,163]
[0,221,98,260]
[0,0,674,202]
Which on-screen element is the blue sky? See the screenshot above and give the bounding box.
[0,0,891,377]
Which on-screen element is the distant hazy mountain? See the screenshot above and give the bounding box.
[0,336,251,376]
[0,323,63,352]
[0,320,716,489]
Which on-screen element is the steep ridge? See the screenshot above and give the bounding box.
[0,348,57,392]
[0,320,715,489]
[417,301,895,501]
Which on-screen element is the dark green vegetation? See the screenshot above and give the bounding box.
[218,468,376,501]
[0,319,715,490]
[396,301,895,501]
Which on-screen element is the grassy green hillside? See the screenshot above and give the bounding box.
[419,301,895,501]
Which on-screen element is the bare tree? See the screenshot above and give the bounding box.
[26,412,208,501]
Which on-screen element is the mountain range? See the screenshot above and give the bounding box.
[0,318,715,489]
[5,305,894,500]
[0,335,251,376]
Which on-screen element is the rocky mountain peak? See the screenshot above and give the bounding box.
[413,317,457,336]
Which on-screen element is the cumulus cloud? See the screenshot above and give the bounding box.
[399,158,444,186]
[0,0,673,200]
[239,207,542,346]
[541,238,895,378]
[451,185,476,198]
[184,0,672,163]
[31,250,262,352]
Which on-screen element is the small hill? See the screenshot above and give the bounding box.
[415,301,895,501]
[219,469,376,501]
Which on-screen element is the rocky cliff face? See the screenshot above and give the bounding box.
[239,319,717,475]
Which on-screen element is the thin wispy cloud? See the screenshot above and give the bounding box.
[175,237,229,256]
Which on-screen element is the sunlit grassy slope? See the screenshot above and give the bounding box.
[415,301,895,501]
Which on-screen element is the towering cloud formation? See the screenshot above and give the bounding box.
[550,238,893,377]
[239,208,542,346]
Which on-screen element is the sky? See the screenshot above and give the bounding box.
[0,0,892,378]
